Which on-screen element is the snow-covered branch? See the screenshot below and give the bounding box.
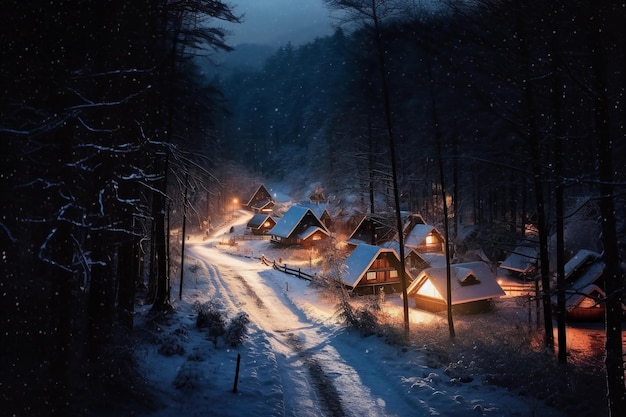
[1,222,17,243]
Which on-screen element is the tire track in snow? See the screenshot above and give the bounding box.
[189,245,392,417]
[280,330,346,417]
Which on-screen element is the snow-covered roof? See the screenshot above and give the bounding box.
[404,224,442,248]
[267,205,327,238]
[564,249,600,280]
[383,241,425,262]
[500,245,539,273]
[247,213,274,229]
[298,200,329,219]
[407,261,505,305]
[342,244,400,288]
[268,206,308,238]
[553,257,605,311]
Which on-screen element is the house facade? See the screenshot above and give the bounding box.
[551,250,617,321]
[403,223,445,253]
[342,244,409,295]
[244,184,274,213]
[268,205,330,248]
[246,213,276,235]
[406,261,505,314]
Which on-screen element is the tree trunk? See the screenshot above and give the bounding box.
[150,155,170,311]
[591,3,626,413]
[117,236,136,330]
[514,0,554,351]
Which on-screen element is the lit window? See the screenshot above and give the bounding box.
[366,271,376,280]
[390,270,398,278]
[425,235,435,245]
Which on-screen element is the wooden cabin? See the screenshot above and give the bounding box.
[383,241,429,279]
[406,261,505,314]
[298,200,333,230]
[552,250,611,321]
[246,213,276,235]
[341,244,409,295]
[243,184,274,213]
[268,205,330,248]
[403,223,445,253]
[346,215,396,248]
[500,244,539,278]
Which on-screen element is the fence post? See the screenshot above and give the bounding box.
[232,353,241,393]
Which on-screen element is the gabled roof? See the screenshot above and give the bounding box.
[564,249,600,280]
[247,213,274,229]
[553,252,606,311]
[299,225,330,240]
[407,261,505,305]
[298,200,330,219]
[383,241,427,262]
[404,224,443,248]
[244,184,274,210]
[342,244,400,288]
[268,205,328,239]
[500,245,539,274]
[402,213,427,235]
[347,215,396,246]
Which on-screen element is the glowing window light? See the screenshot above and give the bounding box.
[425,234,435,245]
[416,278,442,299]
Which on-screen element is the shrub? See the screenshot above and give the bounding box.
[223,312,250,347]
[193,301,226,347]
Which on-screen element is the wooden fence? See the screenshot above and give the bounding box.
[235,234,272,241]
[260,255,314,281]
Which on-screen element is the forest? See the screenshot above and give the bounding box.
[1,0,624,416]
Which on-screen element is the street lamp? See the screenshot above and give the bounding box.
[231,198,238,219]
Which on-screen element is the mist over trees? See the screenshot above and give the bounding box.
[1,0,624,415]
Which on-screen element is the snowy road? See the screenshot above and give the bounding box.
[188,243,417,417]
[137,214,567,417]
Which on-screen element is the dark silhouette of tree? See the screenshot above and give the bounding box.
[0,0,239,415]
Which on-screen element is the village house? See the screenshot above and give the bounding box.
[382,241,430,279]
[406,261,505,314]
[346,214,396,248]
[401,218,445,253]
[551,249,617,321]
[246,213,276,235]
[341,244,410,295]
[268,205,330,247]
[298,200,333,231]
[500,243,539,278]
[242,184,275,213]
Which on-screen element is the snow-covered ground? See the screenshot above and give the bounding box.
[134,211,568,417]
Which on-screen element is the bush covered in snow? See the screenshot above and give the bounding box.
[223,312,250,347]
[193,300,226,347]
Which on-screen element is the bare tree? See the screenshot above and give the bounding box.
[324,0,411,336]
